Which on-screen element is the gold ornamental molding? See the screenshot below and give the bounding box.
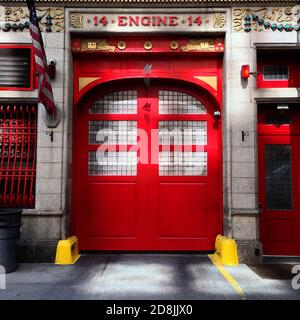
[80,39,115,52]
[232,6,298,32]
[182,39,215,52]
[0,0,299,4]
[70,13,83,29]
[194,76,217,91]
[181,39,224,52]
[0,6,64,32]
[78,77,101,91]
[213,13,226,29]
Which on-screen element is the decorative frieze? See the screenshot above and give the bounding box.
[181,39,224,52]
[0,6,64,32]
[0,0,298,3]
[232,6,298,32]
[69,12,226,33]
[71,38,224,53]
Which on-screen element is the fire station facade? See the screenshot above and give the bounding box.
[0,0,299,263]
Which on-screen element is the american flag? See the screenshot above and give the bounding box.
[26,0,56,116]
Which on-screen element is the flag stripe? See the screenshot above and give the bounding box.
[26,0,56,116]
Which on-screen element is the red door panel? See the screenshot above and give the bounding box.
[73,80,221,251]
[87,183,138,237]
[258,105,300,256]
[158,183,207,238]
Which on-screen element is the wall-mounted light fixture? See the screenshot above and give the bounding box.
[214,111,221,118]
[47,59,56,80]
[241,65,260,79]
[241,65,250,79]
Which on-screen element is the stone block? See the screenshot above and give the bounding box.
[236,240,263,264]
[35,194,61,210]
[37,147,63,163]
[232,193,257,209]
[37,131,63,148]
[20,216,61,240]
[231,130,255,147]
[232,214,257,239]
[36,178,62,194]
[232,162,256,178]
[232,147,255,162]
[18,240,58,263]
[230,33,251,48]
[231,116,256,132]
[45,32,64,49]
[232,177,256,194]
[45,48,65,62]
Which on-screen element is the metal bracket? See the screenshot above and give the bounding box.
[45,131,54,143]
[242,130,249,142]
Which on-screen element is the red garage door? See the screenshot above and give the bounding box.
[73,80,221,250]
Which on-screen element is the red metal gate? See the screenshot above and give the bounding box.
[0,103,37,208]
[258,104,300,255]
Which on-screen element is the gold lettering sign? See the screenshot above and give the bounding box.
[181,40,215,52]
[81,39,115,52]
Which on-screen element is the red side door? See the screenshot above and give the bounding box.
[258,105,300,255]
[73,80,221,250]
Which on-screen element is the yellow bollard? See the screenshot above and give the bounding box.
[55,236,80,265]
[214,235,239,266]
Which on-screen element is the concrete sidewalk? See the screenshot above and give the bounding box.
[0,254,299,300]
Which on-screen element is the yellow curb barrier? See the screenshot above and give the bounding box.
[55,236,80,265]
[215,234,239,266]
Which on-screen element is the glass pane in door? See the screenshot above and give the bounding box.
[265,144,292,210]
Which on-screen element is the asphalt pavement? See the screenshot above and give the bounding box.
[0,254,299,300]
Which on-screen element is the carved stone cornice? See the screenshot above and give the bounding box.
[0,0,299,4]
[0,6,64,32]
[232,6,298,32]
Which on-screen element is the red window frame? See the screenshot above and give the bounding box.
[0,44,35,91]
[257,52,300,88]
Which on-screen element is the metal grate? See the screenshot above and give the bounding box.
[265,144,292,210]
[89,90,137,114]
[159,91,206,114]
[159,121,207,145]
[88,151,137,176]
[89,121,137,144]
[263,65,289,80]
[0,103,37,208]
[159,151,207,176]
[0,48,31,88]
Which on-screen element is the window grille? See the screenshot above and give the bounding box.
[90,90,137,114]
[159,121,207,145]
[263,65,289,81]
[159,91,206,114]
[159,151,207,176]
[89,121,137,144]
[0,103,37,208]
[88,151,137,176]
